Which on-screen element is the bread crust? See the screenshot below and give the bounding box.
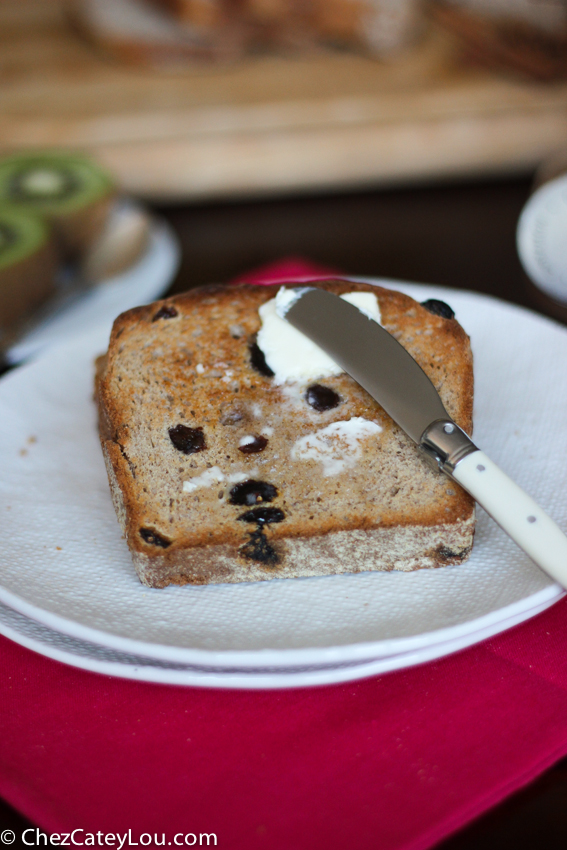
[96,280,475,587]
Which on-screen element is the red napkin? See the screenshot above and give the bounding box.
[2,259,567,850]
[230,255,341,285]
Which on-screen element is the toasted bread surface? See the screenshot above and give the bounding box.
[97,280,475,587]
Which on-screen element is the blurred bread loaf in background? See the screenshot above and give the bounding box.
[429,0,567,80]
[312,0,422,56]
[72,0,234,65]
[73,0,424,66]
[73,0,567,77]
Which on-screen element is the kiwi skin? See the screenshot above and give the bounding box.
[56,192,115,259]
[0,151,116,259]
[0,207,58,333]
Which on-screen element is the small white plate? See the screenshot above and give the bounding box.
[0,281,566,679]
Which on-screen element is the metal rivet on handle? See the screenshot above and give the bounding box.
[477,464,486,472]
[527,515,537,523]
[443,423,454,433]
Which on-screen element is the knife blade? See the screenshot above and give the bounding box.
[279,286,567,589]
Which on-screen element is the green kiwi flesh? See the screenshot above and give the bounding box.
[0,208,48,269]
[0,206,58,331]
[0,151,114,214]
[0,151,115,256]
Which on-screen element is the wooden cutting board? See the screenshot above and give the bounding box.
[1,0,566,200]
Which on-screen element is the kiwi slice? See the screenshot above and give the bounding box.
[0,151,115,258]
[0,206,58,333]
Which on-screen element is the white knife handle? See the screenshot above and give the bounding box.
[452,450,567,588]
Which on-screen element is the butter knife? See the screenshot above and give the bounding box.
[278,287,567,588]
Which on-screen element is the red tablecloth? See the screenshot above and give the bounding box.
[2,259,567,849]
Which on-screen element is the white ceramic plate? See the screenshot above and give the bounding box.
[6,208,179,365]
[0,590,558,689]
[1,281,565,677]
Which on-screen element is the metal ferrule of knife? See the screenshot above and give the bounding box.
[419,419,478,475]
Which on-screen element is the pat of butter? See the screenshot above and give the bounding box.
[182,468,251,493]
[291,418,383,476]
[257,287,381,384]
[182,467,225,493]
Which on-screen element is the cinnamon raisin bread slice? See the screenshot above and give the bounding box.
[96,280,475,587]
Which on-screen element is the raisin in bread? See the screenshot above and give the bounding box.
[96,280,475,588]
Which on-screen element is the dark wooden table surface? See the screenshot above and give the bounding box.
[2,174,567,848]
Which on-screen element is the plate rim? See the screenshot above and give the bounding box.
[0,578,562,667]
[0,589,561,688]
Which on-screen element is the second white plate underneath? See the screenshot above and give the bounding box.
[0,591,558,689]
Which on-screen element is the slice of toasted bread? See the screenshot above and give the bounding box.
[96,280,475,587]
